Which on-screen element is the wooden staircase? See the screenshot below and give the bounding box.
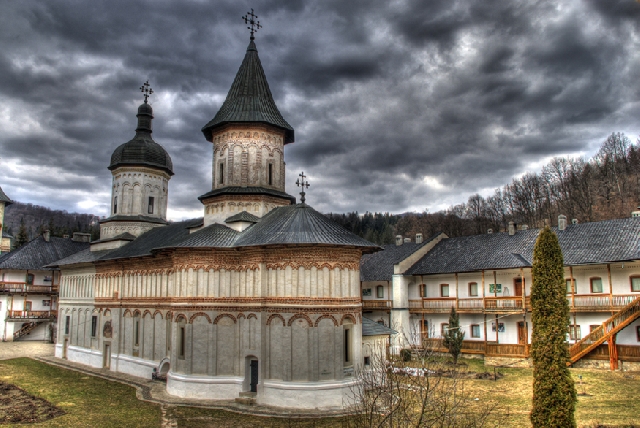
[13,321,44,341]
[568,295,640,369]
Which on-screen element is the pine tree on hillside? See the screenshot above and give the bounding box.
[442,306,465,365]
[15,217,29,248]
[530,227,576,427]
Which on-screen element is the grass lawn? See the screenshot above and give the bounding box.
[1,357,639,427]
[461,358,640,428]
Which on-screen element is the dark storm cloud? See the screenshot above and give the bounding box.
[1,0,639,218]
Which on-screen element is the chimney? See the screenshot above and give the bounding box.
[43,230,50,242]
[521,224,528,230]
[558,215,567,231]
[487,229,493,234]
[415,233,423,244]
[396,235,403,246]
[632,205,640,218]
[72,232,91,243]
[572,219,579,224]
[508,222,515,236]
[404,237,411,243]
[63,234,70,239]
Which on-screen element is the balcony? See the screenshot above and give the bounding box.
[569,294,638,312]
[6,310,57,321]
[0,282,56,294]
[409,297,524,313]
[484,296,524,312]
[362,300,392,311]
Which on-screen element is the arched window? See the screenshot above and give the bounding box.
[113,196,118,214]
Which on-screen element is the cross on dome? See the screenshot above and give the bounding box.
[296,171,310,204]
[140,80,154,104]
[242,8,262,41]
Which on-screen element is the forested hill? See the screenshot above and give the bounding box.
[4,202,100,245]
[330,132,640,245]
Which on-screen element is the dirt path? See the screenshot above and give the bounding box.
[0,342,54,360]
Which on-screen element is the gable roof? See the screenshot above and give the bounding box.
[360,241,430,282]
[406,217,640,275]
[0,236,89,270]
[225,211,260,224]
[362,317,397,336]
[201,40,294,144]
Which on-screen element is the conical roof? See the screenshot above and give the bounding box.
[233,204,379,251]
[109,103,174,175]
[202,40,294,144]
[0,186,12,206]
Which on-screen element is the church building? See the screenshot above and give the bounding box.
[52,19,383,410]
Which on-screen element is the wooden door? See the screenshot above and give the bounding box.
[514,279,523,297]
[517,322,527,344]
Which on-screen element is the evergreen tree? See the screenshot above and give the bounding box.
[442,306,465,365]
[15,217,29,248]
[530,227,576,427]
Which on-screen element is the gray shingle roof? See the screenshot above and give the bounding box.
[362,317,397,336]
[233,204,380,250]
[406,217,640,275]
[0,186,12,205]
[98,219,202,261]
[100,215,168,225]
[201,40,294,144]
[51,248,115,267]
[360,237,439,281]
[174,224,240,248]
[225,211,260,224]
[198,186,296,204]
[0,236,89,270]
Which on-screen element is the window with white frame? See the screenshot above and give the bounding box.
[376,285,384,298]
[631,276,640,292]
[590,277,603,293]
[469,282,478,297]
[441,284,449,297]
[471,324,481,338]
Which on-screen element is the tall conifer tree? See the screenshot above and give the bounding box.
[530,227,576,427]
[442,306,465,365]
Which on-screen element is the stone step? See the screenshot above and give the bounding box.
[234,397,256,406]
[239,391,257,398]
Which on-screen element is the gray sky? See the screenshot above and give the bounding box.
[1,0,639,220]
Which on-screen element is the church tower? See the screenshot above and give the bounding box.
[97,82,174,247]
[199,26,295,226]
[0,186,12,254]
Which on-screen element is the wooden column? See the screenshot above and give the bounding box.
[483,313,487,354]
[520,267,526,311]
[481,270,485,307]
[570,266,577,338]
[608,333,618,371]
[455,273,459,309]
[495,314,499,343]
[607,263,613,311]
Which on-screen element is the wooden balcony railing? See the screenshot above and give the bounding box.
[6,310,57,320]
[362,300,392,310]
[570,294,637,311]
[0,282,56,294]
[484,296,524,311]
[421,338,487,354]
[485,343,529,357]
[457,298,484,310]
[409,298,456,312]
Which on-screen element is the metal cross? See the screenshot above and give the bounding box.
[242,9,262,40]
[140,81,154,103]
[295,171,310,204]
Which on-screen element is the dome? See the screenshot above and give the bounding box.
[108,103,174,175]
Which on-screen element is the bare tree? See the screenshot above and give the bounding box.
[343,328,501,428]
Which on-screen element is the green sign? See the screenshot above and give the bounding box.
[489,284,502,293]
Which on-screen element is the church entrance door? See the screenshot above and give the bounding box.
[250,360,258,393]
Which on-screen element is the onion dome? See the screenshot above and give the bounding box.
[201,40,294,144]
[109,102,174,175]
